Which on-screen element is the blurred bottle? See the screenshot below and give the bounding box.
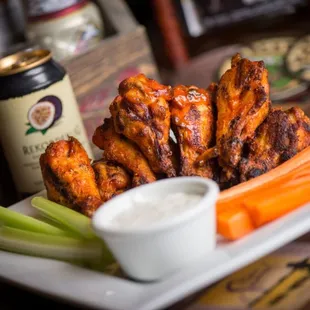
[23,0,105,62]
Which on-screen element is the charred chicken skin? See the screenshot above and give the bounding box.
[40,136,102,218]
[109,73,176,177]
[92,117,157,186]
[196,53,270,186]
[170,85,215,178]
[216,53,270,168]
[92,160,131,202]
[240,107,310,182]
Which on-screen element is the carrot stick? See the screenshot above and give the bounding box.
[236,175,310,211]
[243,182,310,227]
[216,165,309,240]
[220,163,310,205]
[217,206,254,240]
[217,170,310,212]
[219,146,310,202]
[216,147,310,240]
[284,174,310,188]
[217,180,309,240]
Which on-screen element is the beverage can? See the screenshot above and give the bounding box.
[0,49,93,196]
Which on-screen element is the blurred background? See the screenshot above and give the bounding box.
[1,1,310,85]
[1,0,310,140]
[1,0,310,205]
[2,0,309,139]
[1,0,310,104]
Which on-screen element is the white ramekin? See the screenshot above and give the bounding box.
[91,176,219,282]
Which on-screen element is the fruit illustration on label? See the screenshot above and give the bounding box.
[26,95,63,135]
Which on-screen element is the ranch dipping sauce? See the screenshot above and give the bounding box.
[112,192,203,229]
[92,177,219,281]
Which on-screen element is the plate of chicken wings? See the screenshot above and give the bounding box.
[39,53,310,218]
[1,53,309,310]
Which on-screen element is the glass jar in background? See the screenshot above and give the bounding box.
[23,0,105,62]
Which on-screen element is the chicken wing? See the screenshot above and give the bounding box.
[109,73,176,177]
[92,160,131,202]
[92,117,157,186]
[217,53,270,166]
[40,136,102,218]
[170,85,215,178]
[196,53,270,186]
[240,106,310,182]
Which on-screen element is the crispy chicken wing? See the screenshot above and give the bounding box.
[92,160,131,202]
[216,53,270,167]
[240,107,310,182]
[92,118,156,186]
[40,136,102,218]
[109,73,176,177]
[170,85,215,178]
[196,54,270,187]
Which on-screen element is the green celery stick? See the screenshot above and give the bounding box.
[30,197,116,267]
[0,226,104,263]
[0,206,75,237]
[31,196,97,239]
[37,213,81,236]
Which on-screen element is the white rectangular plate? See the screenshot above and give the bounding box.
[0,191,309,310]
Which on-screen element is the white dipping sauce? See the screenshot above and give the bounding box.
[112,192,202,228]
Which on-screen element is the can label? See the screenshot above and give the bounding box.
[0,74,93,194]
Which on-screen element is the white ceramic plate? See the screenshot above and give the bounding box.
[0,190,309,310]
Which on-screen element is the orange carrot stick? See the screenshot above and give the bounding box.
[217,170,310,212]
[243,182,310,227]
[217,206,254,240]
[219,146,310,202]
[216,165,310,240]
[219,164,310,206]
[284,174,310,188]
[217,181,309,240]
[216,147,310,240]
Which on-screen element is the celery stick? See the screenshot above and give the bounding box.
[0,226,103,263]
[37,214,81,237]
[30,197,116,268]
[31,197,96,239]
[0,206,74,237]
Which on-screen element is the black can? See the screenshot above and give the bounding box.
[0,49,93,200]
